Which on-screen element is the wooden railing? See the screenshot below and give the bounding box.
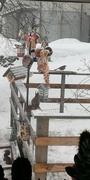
[25,70,90,113]
[9,70,90,180]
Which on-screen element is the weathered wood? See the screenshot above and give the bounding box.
[12,71,26,76]
[14,81,32,120]
[3,66,27,81]
[4,66,90,88]
[10,98,36,143]
[60,74,65,112]
[35,136,79,146]
[65,84,90,89]
[26,66,30,107]
[10,141,20,160]
[31,110,90,119]
[26,83,90,89]
[3,165,12,170]
[6,71,15,83]
[34,163,74,173]
[10,88,36,160]
[8,67,90,178]
[35,117,49,180]
[17,0,90,3]
[10,83,26,120]
[4,65,90,79]
[10,97,20,131]
[9,66,27,75]
[29,0,90,3]
[14,75,26,80]
[11,83,15,127]
[0,145,11,149]
[15,81,27,102]
[9,66,26,71]
[23,141,33,165]
[33,70,90,75]
[10,83,36,142]
[48,98,90,103]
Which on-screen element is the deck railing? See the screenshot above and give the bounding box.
[9,70,90,180]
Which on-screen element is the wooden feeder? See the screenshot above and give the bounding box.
[3,68,15,83]
[37,84,49,102]
[16,45,25,57]
[3,66,27,83]
[6,70,15,83]
[22,55,33,68]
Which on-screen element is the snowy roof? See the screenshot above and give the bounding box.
[3,66,27,82]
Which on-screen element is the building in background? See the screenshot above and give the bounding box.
[1,1,90,42]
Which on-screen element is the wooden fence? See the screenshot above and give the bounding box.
[9,69,90,180]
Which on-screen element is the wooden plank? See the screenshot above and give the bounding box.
[35,117,49,180]
[14,81,26,102]
[12,70,27,75]
[0,145,11,149]
[3,165,12,170]
[15,76,26,80]
[10,66,26,71]
[65,84,90,89]
[13,80,90,104]
[23,0,90,3]
[10,97,20,132]
[12,70,26,75]
[10,92,36,160]
[10,83,26,120]
[10,98,36,142]
[4,66,90,78]
[34,163,74,173]
[31,110,90,119]
[60,74,65,112]
[25,83,90,89]
[10,83,36,142]
[35,136,79,146]
[32,71,90,75]
[6,71,15,83]
[24,83,40,88]
[49,98,90,103]
[23,141,34,165]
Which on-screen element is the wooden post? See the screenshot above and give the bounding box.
[26,66,30,107]
[35,117,49,180]
[10,82,18,140]
[10,82,18,127]
[19,94,24,120]
[60,74,66,113]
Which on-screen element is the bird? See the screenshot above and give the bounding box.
[25,92,41,112]
[54,65,66,71]
[31,92,40,110]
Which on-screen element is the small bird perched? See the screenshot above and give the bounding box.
[31,92,40,110]
[25,92,41,111]
[54,65,66,71]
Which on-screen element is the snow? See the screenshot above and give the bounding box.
[1,34,90,179]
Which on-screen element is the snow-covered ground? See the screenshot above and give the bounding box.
[1,35,90,179]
